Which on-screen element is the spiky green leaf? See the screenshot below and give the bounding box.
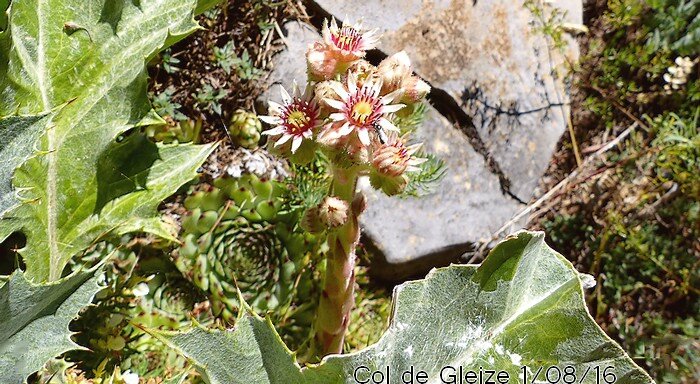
[0,0,215,281]
[156,232,653,384]
[0,114,49,216]
[0,269,101,383]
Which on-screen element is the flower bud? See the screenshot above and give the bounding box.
[401,76,431,103]
[377,51,412,93]
[307,42,341,80]
[346,59,378,87]
[318,196,350,228]
[372,144,410,177]
[229,109,262,149]
[314,80,343,109]
[369,172,408,196]
[301,207,325,233]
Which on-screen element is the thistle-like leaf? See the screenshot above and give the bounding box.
[0,268,102,383]
[0,0,215,281]
[0,114,49,216]
[155,232,654,384]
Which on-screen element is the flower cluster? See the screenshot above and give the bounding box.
[663,56,696,92]
[260,18,430,196]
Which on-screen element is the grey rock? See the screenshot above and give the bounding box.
[259,21,315,103]
[360,107,522,280]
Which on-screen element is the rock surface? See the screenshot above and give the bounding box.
[360,107,522,279]
[261,1,580,280]
[260,22,318,101]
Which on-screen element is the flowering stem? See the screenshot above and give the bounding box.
[312,166,360,357]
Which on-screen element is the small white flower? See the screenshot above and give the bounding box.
[663,56,696,91]
[122,370,139,384]
[225,163,243,178]
[132,282,149,297]
[242,149,268,176]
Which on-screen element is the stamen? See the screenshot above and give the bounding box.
[351,101,373,124]
[282,99,318,135]
[333,26,360,51]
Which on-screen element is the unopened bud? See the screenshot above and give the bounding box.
[314,81,342,109]
[307,42,340,80]
[401,76,431,103]
[318,196,350,228]
[229,109,262,149]
[301,207,325,233]
[372,144,409,177]
[369,171,408,196]
[377,51,412,93]
[347,59,378,87]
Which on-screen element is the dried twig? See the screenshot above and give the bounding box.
[273,20,289,48]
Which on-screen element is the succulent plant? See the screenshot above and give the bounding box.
[65,244,142,374]
[229,109,262,149]
[259,17,438,358]
[145,117,203,144]
[65,242,202,380]
[173,174,323,349]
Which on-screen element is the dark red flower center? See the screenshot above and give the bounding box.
[282,99,318,135]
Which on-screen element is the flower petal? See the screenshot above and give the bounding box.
[275,134,292,147]
[382,103,405,113]
[330,82,350,101]
[268,101,284,113]
[347,72,358,95]
[358,128,371,146]
[324,98,347,110]
[382,89,403,104]
[291,136,303,153]
[378,118,399,132]
[330,112,346,121]
[338,122,354,136]
[259,115,281,125]
[280,86,292,104]
[322,19,332,44]
[406,143,423,155]
[262,126,285,136]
